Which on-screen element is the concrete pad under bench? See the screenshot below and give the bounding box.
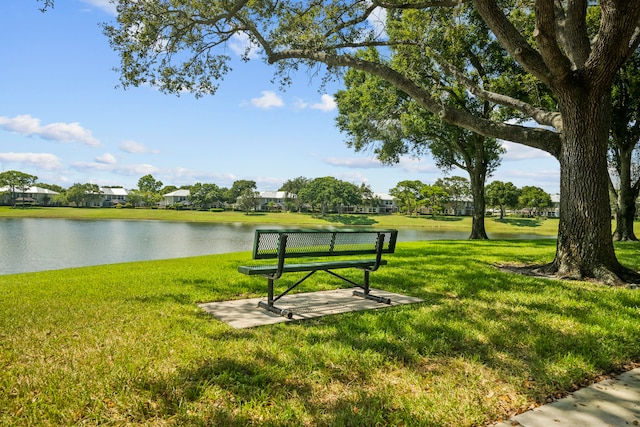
[198,288,424,329]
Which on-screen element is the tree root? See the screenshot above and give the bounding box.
[497,262,640,288]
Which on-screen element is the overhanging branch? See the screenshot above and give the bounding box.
[269,49,562,157]
[435,57,563,131]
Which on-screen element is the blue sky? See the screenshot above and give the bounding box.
[0,1,560,194]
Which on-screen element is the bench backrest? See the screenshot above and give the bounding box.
[252,229,398,260]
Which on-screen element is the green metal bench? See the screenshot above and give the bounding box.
[238,228,398,318]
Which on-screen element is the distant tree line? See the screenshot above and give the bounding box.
[1,170,555,216]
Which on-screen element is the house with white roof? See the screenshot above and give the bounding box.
[343,193,398,214]
[99,187,130,207]
[161,189,191,208]
[546,193,561,217]
[0,186,59,206]
[255,191,296,211]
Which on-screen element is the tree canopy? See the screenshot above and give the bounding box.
[518,186,552,215]
[66,183,102,207]
[279,177,309,212]
[189,183,222,210]
[298,177,361,216]
[96,1,640,283]
[389,180,424,216]
[137,174,163,194]
[485,180,520,220]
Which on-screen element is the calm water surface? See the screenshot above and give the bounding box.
[0,218,552,275]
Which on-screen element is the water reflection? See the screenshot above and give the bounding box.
[0,218,553,275]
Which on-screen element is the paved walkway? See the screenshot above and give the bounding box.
[198,288,423,328]
[490,368,640,427]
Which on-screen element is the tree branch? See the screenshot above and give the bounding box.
[435,56,563,131]
[586,1,640,89]
[532,0,573,83]
[556,0,590,68]
[373,0,470,8]
[472,0,553,87]
[270,49,562,157]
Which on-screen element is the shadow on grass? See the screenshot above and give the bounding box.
[493,217,543,227]
[398,214,463,222]
[423,215,463,222]
[313,214,378,226]
[139,241,640,426]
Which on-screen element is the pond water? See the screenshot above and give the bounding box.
[0,218,553,275]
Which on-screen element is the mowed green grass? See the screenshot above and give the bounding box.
[2,239,640,426]
[0,206,561,236]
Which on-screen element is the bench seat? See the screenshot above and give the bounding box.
[238,259,387,276]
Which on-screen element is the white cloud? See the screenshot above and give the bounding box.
[324,156,438,175]
[310,94,337,112]
[173,167,235,181]
[397,157,439,174]
[334,171,370,185]
[294,94,337,112]
[293,98,309,110]
[367,7,388,38]
[0,152,63,170]
[229,32,260,59]
[120,140,157,154]
[0,114,40,134]
[501,141,554,161]
[249,91,284,109]
[71,161,160,176]
[0,114,100,147]
[325,157,384,169]
[96,153,117,164]
[80,0,117,15]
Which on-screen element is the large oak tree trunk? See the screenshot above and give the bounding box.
[546,87,639,285]
[469,168,489,240]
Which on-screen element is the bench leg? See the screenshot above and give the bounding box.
[352,270,391,304]
[257,301,293,318]
[257,277,293,318]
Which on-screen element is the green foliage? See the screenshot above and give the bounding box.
[137,174,163,193]
[227,180,257,204]
[0,170,38,206]
[485,181,520,219]
[435,176,471,201]
[66,183,102,207]
[188,182,222,210]
[389,180,423,215]
[279,176,309,212]
[519,186,552,212]
[237,188,259,214]
[420,184,450,216]
[298,177,361,215]
[36,182,65,194]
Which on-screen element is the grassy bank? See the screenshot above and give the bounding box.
[2,240,640,426]
[0,206,560,236]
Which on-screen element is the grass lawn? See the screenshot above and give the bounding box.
[2,239,640,426]
[0,206,561,237]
